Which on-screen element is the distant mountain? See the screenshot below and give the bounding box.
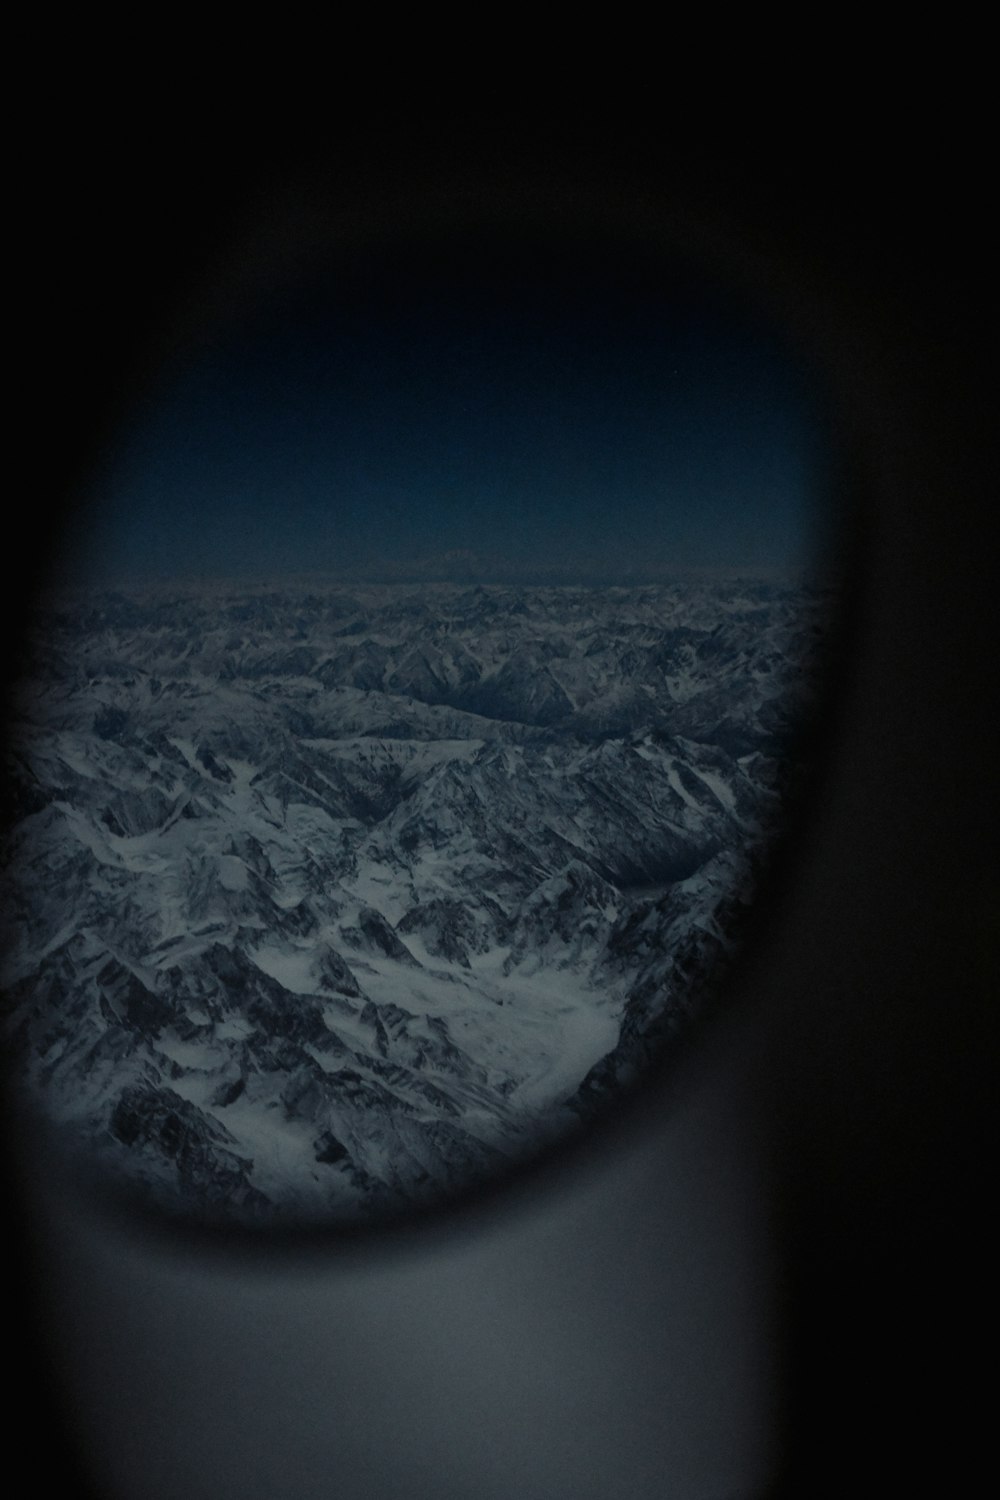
[1,579,826,1222]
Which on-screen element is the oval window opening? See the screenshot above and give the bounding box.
[2,226,837,1230]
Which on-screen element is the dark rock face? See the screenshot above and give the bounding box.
[570,860,755,1117]
[347,908,422,967]
[107,1084,268,1214]
[397,899,480,967]
[1,579,825,1222]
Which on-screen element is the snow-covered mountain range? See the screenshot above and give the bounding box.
[1,579,826,1222]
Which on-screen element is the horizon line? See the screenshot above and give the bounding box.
[45,560,825,595]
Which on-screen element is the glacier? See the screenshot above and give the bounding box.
[1,578,826,1223]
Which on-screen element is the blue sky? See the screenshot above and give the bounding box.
[64,234,831,585]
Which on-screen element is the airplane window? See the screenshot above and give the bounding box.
[1,227,837,1232]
